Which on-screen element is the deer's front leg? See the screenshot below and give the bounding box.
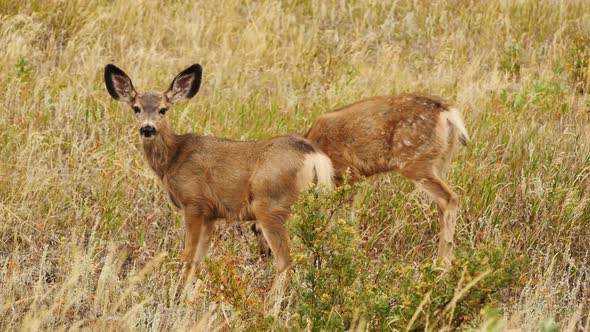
[182,207,214,275]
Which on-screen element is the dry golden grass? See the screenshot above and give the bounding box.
[1,0,589,330]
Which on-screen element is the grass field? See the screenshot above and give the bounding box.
[1,0,590,330]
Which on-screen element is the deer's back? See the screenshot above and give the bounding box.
[305,94,450,183]
[164,134,320,220]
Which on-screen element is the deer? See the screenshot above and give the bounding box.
[252,94,469,264]
[103,63,334,284]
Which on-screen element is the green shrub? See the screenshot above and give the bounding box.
[289,179,366,331]
[289,179,526,331]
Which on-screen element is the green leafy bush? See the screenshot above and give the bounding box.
[289,180,526,331]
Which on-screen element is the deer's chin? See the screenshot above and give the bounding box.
[140,134,156,141]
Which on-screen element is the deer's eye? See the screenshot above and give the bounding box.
[159,108,168,115]
[133,106,141,114]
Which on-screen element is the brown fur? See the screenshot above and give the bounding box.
[254,94,469,262]
[305,94,468,261]
[153,130,317,274]
[104,64,334,283]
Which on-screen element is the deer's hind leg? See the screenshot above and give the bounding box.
[251,223,272,259]
[407,170,459,263]
[252,201,293,275]
[252,203,295,308]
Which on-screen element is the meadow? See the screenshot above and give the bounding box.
[1,0,589,330]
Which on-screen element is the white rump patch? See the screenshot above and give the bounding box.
[297,152,334,191]
[440,107,470,144]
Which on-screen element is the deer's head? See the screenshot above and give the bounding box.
[104,64,202,140]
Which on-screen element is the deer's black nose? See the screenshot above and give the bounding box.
[140,125,156,137]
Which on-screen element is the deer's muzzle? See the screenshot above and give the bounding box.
[140,125,156,138]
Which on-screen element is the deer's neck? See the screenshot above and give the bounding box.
[141,121,178,178]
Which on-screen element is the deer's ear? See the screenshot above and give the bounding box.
[165,64,202,104]
[104,64,137,103]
